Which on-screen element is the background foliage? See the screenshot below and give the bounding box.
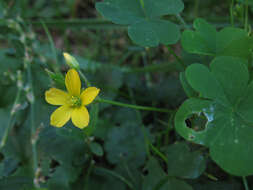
[0,0,253,190]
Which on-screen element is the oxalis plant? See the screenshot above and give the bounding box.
[96,0,253,189]
[0,0,253,190]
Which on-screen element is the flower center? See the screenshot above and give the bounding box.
[70,96,82,107]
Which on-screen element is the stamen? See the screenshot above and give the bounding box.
[70,96,82,107]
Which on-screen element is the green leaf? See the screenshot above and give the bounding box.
[192,180,241,190]
[95,0,144,25]
[0,177,33,190]
[128,19,180,47]
[182,18,253,59]
[144,0,184,17]
[166,142,206,179]
[179,72,198,98]
[96,0,182,47]
[47,166,80,190]
[175,56,253,176]
[104,122,146,168]
[0,108,10,142]
[88,168,128,190]
[0,157,19,178]
[142,157,193,190]
[38,127,87,166]
[89,142,104,157]
[83,103,99,136]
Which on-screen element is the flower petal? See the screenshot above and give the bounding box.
[45,88,70,105]
[65,69,81,96]
[71,106,89,129]
[50,105,72,127]
[81,87,100,106]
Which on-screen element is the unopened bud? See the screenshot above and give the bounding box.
[63,52,80,70]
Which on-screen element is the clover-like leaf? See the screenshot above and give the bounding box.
[175,56,253,176]
[104,122,146,168]
[143,157,193,190]
[182,18,253,59]
[96,0,183,47]
[166,142,206,179]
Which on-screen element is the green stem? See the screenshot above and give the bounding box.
[128,87,150,158]
[139,0,144,8]
[149,143,168,163]
[0,86,21,149]
[245,0,249,31]
[176,14,189,29]
[122,160,136,188]
[230,0,234,27]
[167,46,186,69]
[83,158,94,190]
[94,167,134,190]
[78,70,91,87]
[27,19,124,30]
[243,176,250,190]
[27,62,38,178]
[97,98,171,113]
[194,0,199,18]
[41,20,59,73]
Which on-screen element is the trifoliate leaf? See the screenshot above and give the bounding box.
[96,0,183,47]
[104,122,146,168]
[175,56,253,176]
[142,157,193,190]
[166,142,206,179]
[182,18,253,59]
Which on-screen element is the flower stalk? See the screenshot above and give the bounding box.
[97,98,172,113]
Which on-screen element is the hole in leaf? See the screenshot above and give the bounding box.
[185,112,208,132]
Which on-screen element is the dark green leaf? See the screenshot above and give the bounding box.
[96,0,182,47]
[104,122,146,167]
[179,72,198,98]
[0,177,33,190]
[142,157,193,190]
[166,142,206,179]
[182,18,253,59]
[144,0,184,18]
[175,56,253,176]
[89,142,104,157]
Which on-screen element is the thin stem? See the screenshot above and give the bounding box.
[230,0,234,27]
[122,160,136,188]
[128,87,150,158]
[94,166,135,190]
[28,19,124,30]
[27,61,38,179]
[78,70,91,87]
[0,87,21,149]
[176,14,189,29]
[149,143,168,163]
[41,20,59,73]
[167,46,186,69]
[193,0,199,18]
[245,0,249,31]
[243,176,250,190]
[139,0,144,8]
[83,158,94,190]
[97,98,172,113]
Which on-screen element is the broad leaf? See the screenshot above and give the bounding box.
[96,0,183,47]
[175,56,253,176]
[182,18,253,59]
[104,122,146,168]
[166,142,206,179]
[142,157,193,190]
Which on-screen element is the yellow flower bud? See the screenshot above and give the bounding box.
[63,52,80,70]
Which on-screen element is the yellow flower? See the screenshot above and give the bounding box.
[45,69,100,129]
